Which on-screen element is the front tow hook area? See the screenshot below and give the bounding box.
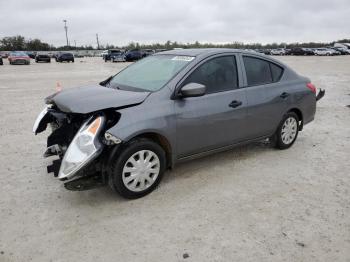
[316,88,325,101]
[64,175,105,191]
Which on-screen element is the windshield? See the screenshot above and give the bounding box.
[108,55,194,92]
[11,52,28,57]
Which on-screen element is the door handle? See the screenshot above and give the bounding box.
[280,92,290,99]
[229,100,242,108]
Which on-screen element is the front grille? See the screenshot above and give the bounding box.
[14,59,27,64]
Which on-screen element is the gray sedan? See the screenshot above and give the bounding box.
[33,49,325,199]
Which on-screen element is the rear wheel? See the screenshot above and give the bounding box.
[109,138,166,199]
[274,112,299,149]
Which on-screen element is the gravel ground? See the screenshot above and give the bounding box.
[0,56,349,262]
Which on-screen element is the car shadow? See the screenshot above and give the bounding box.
[162,140,274,184]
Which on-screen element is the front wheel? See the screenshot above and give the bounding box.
[109,138,166,199]
[274,112,299,150]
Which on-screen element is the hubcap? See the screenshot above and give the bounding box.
[281,117,298,145]
[122,150,160,192]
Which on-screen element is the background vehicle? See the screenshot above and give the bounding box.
[35,53,51,63]
[100,50,108,57]
[314,48,339,56]
[290,48,314,55]
[110,50,125,62]
[270,48,286,55]
[34,49,324,199]
[124,49,144,61]
[8,51,31,65]
[0,57,3,65]
[255,49,271,55]
[103,49,123,62]
[143,49,155,57]
[0,52,9,58]
[26,52,36,59]
[56,53,74,62]
[332,47,350,55]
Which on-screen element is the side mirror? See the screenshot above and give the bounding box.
[180,83,206,98]
[99,76,113,86]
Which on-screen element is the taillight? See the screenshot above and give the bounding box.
[306,82,316,94]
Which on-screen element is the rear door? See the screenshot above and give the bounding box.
[239,55,288,139]
[175,54,248,158]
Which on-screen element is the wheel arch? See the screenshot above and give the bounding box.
[121,131,173,169]
[287,107,303,131]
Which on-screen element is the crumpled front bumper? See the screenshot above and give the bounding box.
[33,107,105,181]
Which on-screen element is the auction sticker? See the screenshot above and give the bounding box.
[172,56,195,62]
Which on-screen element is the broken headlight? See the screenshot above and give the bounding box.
[58,116,105,180]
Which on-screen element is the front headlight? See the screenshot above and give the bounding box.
[58,116,105,180]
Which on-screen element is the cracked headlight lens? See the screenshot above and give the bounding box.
[58,116,105,180]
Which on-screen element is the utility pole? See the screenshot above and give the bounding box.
[74,40,76,49]
[63,20,69,47]
[96,33,100,50]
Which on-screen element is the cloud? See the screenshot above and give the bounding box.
[0,0,349,47]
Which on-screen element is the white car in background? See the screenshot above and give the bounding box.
[314,48,339,56]
[270,48,286,55]
[100,50,108,57]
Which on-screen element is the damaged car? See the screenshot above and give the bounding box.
[33,49,325,199]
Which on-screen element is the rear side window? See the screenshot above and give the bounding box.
[183,56,238,94]
[243,56,283,86]
[270,63,283,82]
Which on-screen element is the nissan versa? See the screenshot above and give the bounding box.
[33,49,325,199]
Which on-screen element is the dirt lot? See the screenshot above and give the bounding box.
[0,56,349,262]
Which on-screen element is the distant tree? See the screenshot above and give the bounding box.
[26,38,50,51]
[0,35,26,51]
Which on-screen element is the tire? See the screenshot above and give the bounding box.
[109,138,166,199]
[71,59,74,63]
[274,112,299,150]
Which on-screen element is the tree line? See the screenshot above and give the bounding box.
[1,35,349,51]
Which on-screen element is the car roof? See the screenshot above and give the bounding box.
[156,48,246,57]
[154,48,284,66]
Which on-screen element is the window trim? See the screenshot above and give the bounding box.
[174,54,240,97]
[242,55,284,88]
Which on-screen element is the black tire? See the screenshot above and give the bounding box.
[71,59,74,63]
[109,138,166,199]
[274,112,299,150]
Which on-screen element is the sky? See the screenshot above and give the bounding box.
[0,0,349,47]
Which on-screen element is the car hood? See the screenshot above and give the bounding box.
[48,84,150,114]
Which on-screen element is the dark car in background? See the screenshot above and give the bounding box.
[35,53,51,63]
[33,48,325,199]
[290,48,314,56]
[110,50,126,62]
[56,53,74,63]
[104,49,123,62]
[27,52,36,59]
[124,49,144,61]
[8,51,31,65]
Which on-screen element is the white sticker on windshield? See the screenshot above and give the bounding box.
[171,56,195,62]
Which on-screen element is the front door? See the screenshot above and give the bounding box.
[175,55,248,158]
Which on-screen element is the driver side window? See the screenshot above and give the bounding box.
[182,56,238,94]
